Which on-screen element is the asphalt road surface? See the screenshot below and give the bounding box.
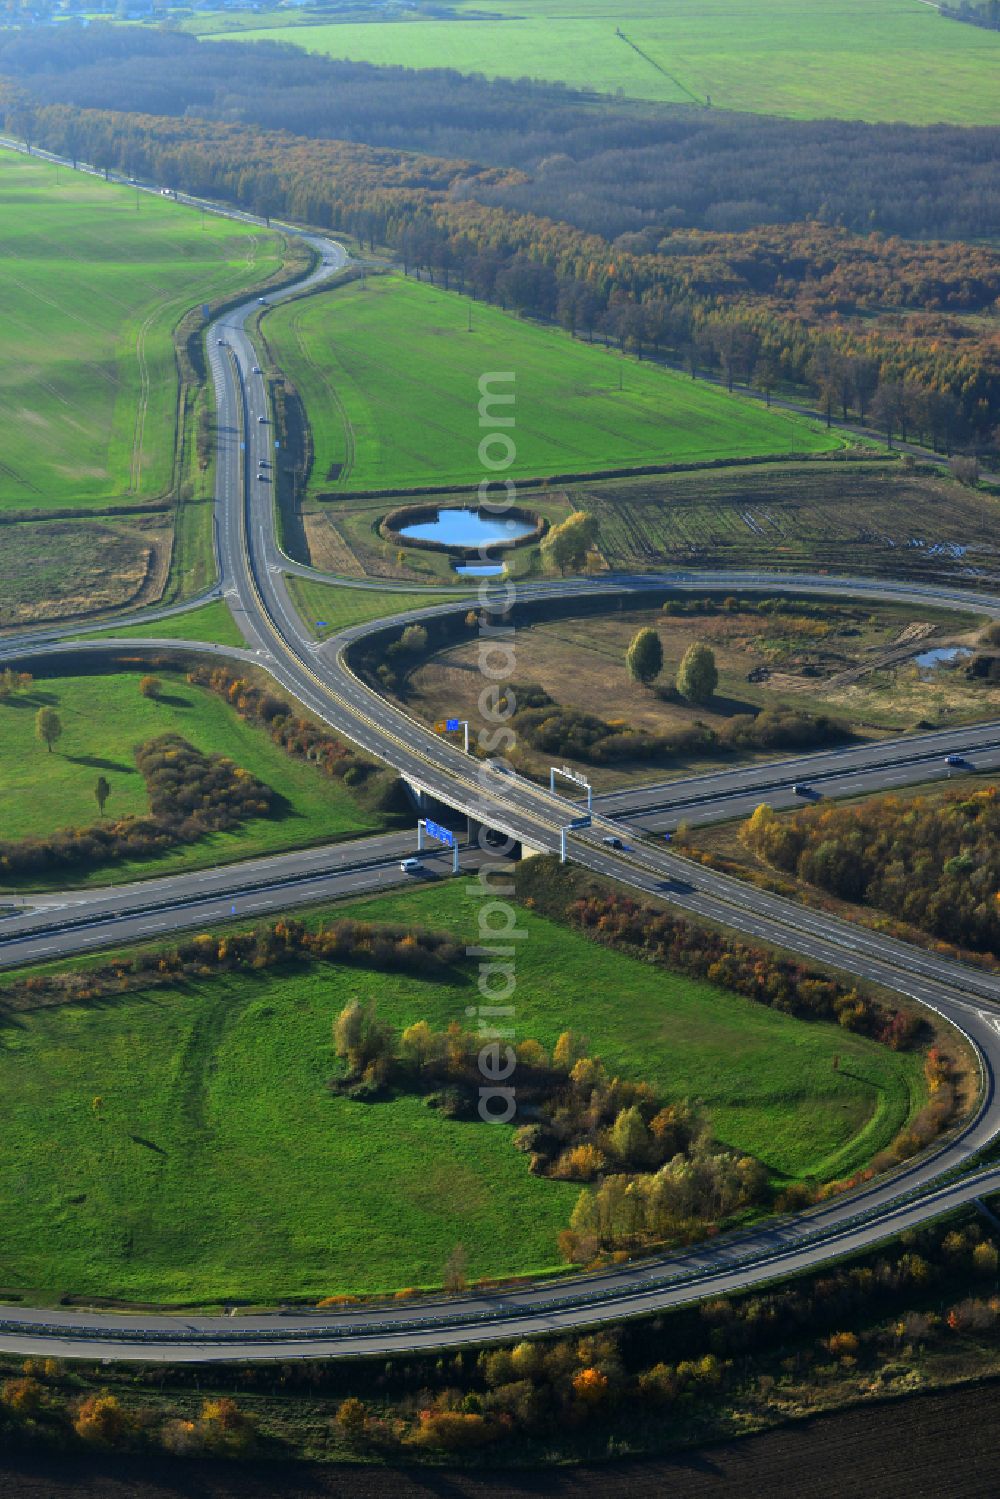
[2,711,997,964]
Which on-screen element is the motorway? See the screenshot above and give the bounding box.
[1,161,1000,1357]
[2,712,999,968]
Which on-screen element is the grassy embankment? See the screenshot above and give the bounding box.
[0,879,927,1303]
[72,599,246,648]
[285,577,470,638]
[212,0,1000,125]
[76,584,472,647]
[0,670,391,887]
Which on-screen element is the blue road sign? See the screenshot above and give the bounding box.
[316,620,328,629]
[424,819,455,848]
[445,718,461,731]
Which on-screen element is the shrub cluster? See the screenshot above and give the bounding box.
[560,1139,768,1263]
[370,623,433,694]
[968,652,1000,683]
[0,916,462,1014]
[330,1003,769,1259]
[660,593,844,624]
[0,733,273,878]
[969,621,1000,681]
[0,1373,258,1459]
[740,786,1000,957]
[332,1007,691,1166]
[0,668,33,699]
[137,733,272,830]
[186,665,407,815]
[505,683,848,767]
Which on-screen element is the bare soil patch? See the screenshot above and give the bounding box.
[402,597,990,786]
[582,460,1000,584]
[301,512,367,576]
[0,517,170,629]
[308,461,1000,587]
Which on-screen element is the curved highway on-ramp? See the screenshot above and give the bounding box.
[1,216,1000,1359]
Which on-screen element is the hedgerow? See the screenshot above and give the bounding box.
[1,915,462,1014]
[186,665,408,817]
[504,683,848,767]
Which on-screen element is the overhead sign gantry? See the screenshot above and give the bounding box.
[417,817,460,875]
[434,717,470,754]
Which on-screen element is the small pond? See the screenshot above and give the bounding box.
[398,508,535,548]
[914,645,972,677]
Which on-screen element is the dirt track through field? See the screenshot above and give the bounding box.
[0,1378,996,1498]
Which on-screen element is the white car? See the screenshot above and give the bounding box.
[400,858,422,873]
[252,366,262,375]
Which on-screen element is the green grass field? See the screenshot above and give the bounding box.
[265,275,838,495]
[0,149,284,514]
[0,880,926,1303]
[211,0,1000,125]
[74,599,247,648]
[286,577,469,637]
[0,670,388,887]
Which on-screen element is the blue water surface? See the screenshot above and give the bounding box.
[399,508,534,547]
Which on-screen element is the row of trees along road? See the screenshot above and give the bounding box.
[4,89,998,456]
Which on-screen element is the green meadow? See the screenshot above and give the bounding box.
[0,148,283,514]
[265,275,838,496]
[0,670,388,886]
[212,0,1000,125]
[0,880,925,1303]
[286,577,467,637]
[74,599,247,648]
